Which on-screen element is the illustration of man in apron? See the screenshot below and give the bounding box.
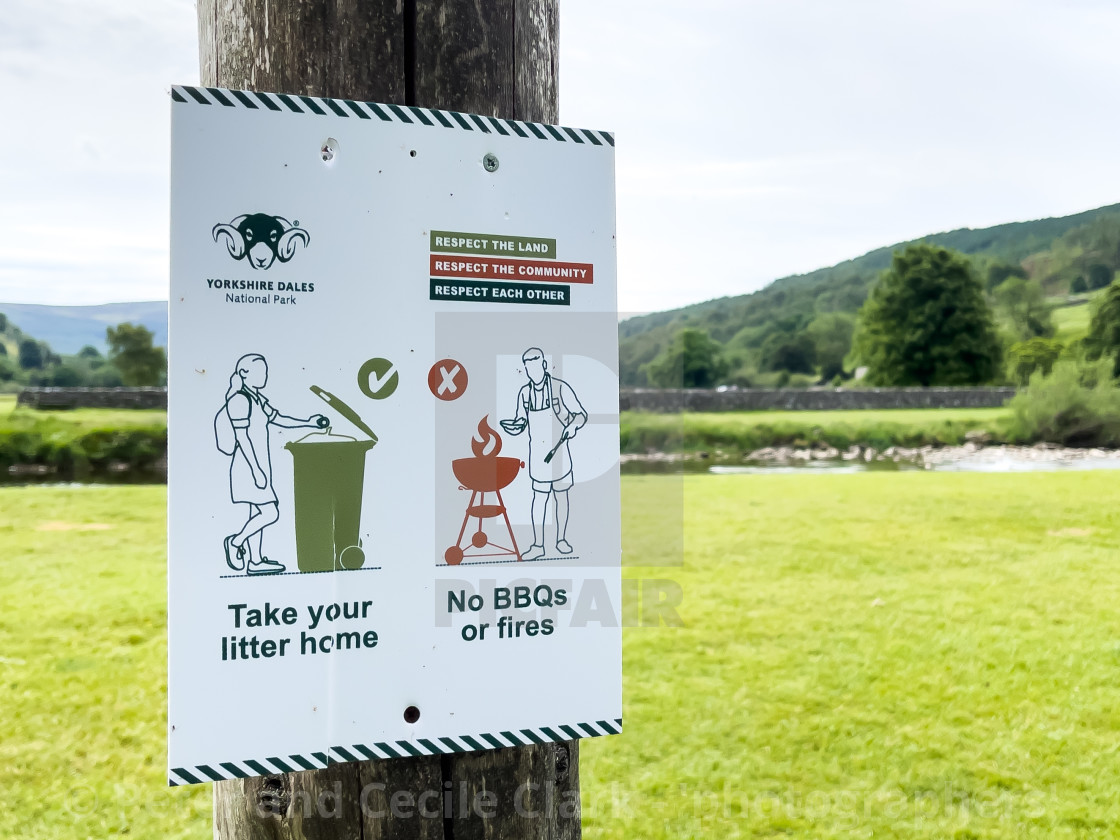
[501,348,587,560]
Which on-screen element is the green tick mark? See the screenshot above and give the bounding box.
[358,357,400,401]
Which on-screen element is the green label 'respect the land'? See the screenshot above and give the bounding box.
[431,230,557,259]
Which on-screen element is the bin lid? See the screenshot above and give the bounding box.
[284,429,376,452]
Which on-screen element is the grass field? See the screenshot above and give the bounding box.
[0,400,1021,469]
[1051,301,1092,344]
[622,407,1014,454]
[0,394,167,432]
[3,473,1118,837]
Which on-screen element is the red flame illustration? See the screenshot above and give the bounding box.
[471,416,502,458]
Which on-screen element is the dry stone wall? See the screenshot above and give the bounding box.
[17,387,168,410]
[17,386,1014,413]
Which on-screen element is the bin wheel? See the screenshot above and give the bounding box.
[339,545,365,570]
[445,545,464,565]
[471,531,488,548]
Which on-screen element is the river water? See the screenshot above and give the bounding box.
[623,445,1120,476]
[709,456,1120,476]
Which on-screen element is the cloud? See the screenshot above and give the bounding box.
[4,0,1120,315]
[0,0,196,304]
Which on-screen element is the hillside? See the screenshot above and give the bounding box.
[0,301,167,355]
[620,203,1120,386]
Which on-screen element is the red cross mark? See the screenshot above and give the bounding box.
[428,359,468,401]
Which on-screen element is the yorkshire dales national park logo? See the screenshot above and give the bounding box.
[213,214,310,270]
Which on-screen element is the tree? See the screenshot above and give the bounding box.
[806,312,855,380]
[1071,276,1088,294]
[643,328,728,387]
[853,243,1002,386]
[986,261,1028,291]
[1088,263,1113,290]
[78,345,102,359]
[1085,282,1120,376]
[992,276,1054,340]
[1007,358,1120,447]
[106,323,166,386]
[1007,337,1063,386]
[46,364,83,387]
[18,339,43,370]
[761,332,816,375]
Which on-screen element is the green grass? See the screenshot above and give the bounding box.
[0,394,167,432]
[0,486,206,838]
[622,407,1013,454]
[0,400,1020,469]
[592,472,1120,837]
[1051,301,1092,344]
[3,474,1118,837]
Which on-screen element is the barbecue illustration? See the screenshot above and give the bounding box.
[444,417,524,565]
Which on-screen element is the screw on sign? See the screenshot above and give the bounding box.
[428,359,468,401]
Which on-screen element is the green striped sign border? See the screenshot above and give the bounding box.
[170,85,614,147]
[168,717,622,786]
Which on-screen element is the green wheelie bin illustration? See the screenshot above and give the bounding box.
[284,386,378,572]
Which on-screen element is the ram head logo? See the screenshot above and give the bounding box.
[212,214,310,270]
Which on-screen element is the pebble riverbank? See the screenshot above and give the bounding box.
[622,442,1120,472]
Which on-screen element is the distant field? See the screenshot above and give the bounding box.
[0,398,1015,460]
[1051,300,1091,343]
[5,473,1119,837]
[622,407,1013,454]
[0,395,167,433]
[0,396,166,474]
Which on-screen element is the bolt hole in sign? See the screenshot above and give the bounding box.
[167,85,621,786]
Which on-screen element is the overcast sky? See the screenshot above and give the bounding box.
[3,0,1120,314]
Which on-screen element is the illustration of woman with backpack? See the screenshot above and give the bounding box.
[216,353,327,575]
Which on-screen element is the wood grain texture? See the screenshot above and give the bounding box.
[514,0,559,124]
[358,756,445,840]
[198,0,406,102]
[213,764,364,840]
[413,0,514,116]
[448,741,581,840]
[413,0,558,120]
[199,2,574,836]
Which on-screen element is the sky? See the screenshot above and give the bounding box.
[4,0,1120,315]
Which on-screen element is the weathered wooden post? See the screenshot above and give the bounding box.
[196,1,580,837]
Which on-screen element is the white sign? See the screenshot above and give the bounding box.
[167,85,620,786]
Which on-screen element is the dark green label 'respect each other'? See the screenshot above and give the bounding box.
[430,278,570,306]
[431,230,557,259]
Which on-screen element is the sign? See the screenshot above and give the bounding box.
[167,85,621,786]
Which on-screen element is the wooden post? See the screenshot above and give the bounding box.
[197,1,578,838]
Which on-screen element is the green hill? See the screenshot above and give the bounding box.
[620,203,1120,386]
[0,305,168,392]
[0,302,167,355]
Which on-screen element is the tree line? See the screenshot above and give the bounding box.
[622,205,1120,388]
[0,317,166,389]
[640,242,1120,389]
